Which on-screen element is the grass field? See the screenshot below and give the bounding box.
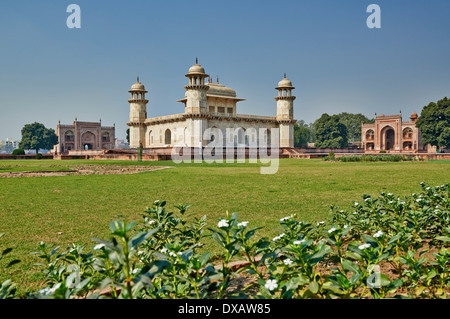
[0,158,449,297]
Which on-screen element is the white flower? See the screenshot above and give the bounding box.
[169,251,177,257]
[358,243,371,250]
[93,243,105,250]
[264,279,278,291]
[293,239,306,245]
[218,219,229,228]
[283,259,293,266]
[328,227,337,233]
[344,225,348,229]
[373,230,383,238]
[237,221,249,227]
[387,193,393,196]
[160,247,168,253]
[137,250,144,256]
[132,268,140,274]
[354,202,359,206]
[272,233,286,241]
[147,219,156,225]
[279,216,292,222]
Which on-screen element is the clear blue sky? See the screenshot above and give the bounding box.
[0,0,449,140]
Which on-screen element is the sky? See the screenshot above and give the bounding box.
[0,0,449,141]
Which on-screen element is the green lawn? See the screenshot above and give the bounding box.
[0,158,449,296]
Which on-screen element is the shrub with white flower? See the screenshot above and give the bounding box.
[272,233,286,241]
[279,216,292,223]
[264,279,278,291]
[217,219,229,228]
[293,239,306,245]
[283,259,293,266]
[237,221,249,228]
[328,227,337,233]
[373,230,383,238]
[358,243,371,250]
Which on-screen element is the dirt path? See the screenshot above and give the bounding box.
[0,165,172,177]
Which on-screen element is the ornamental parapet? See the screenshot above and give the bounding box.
[184,85,210,91]
[276,119,297,125]
[126,121,146,127]
[275,96,296,101]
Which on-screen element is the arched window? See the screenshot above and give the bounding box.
[403,128,413,139]
[102,132,110,142]
[165,129,172,145]
[365,129,374,140]
[65,130,74,142]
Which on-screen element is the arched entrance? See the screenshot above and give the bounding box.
[81,131,96,150]
[381,126,395,151]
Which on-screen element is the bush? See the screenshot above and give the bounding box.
[2,183,449,299]
[11,149,25,156]
[35,153,43,160]
[325,154,422,162]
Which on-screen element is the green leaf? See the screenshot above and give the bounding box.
[387,233,403,245]
[145,260,171,278]
[285,277,301,291]
[335,273,349,289]
[341,259,360,274]
[308,281,319,294]
[109,220,125,236]
[211,230,226,247]
[361,234,377,246]
[344,250,363,262]
[125,221,137,233]
[349,273,362,287]
[435,236,450,242]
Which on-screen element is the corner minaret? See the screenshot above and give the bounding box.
[275,74,296,148]
[127,77,149,148]
[184,59,209,114]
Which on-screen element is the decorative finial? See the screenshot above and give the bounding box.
[284,73,286,78]
[216,75,219,83]
[137,76,140,83]
[196,57,198,64]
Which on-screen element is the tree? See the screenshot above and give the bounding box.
[19,122,58,155]
[336,112,374,142]
[415,97,450,148]
[294,120,313,148]
[313,113,348,148]
[126,128,130,145]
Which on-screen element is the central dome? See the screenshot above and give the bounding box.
[206,82,236,97]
